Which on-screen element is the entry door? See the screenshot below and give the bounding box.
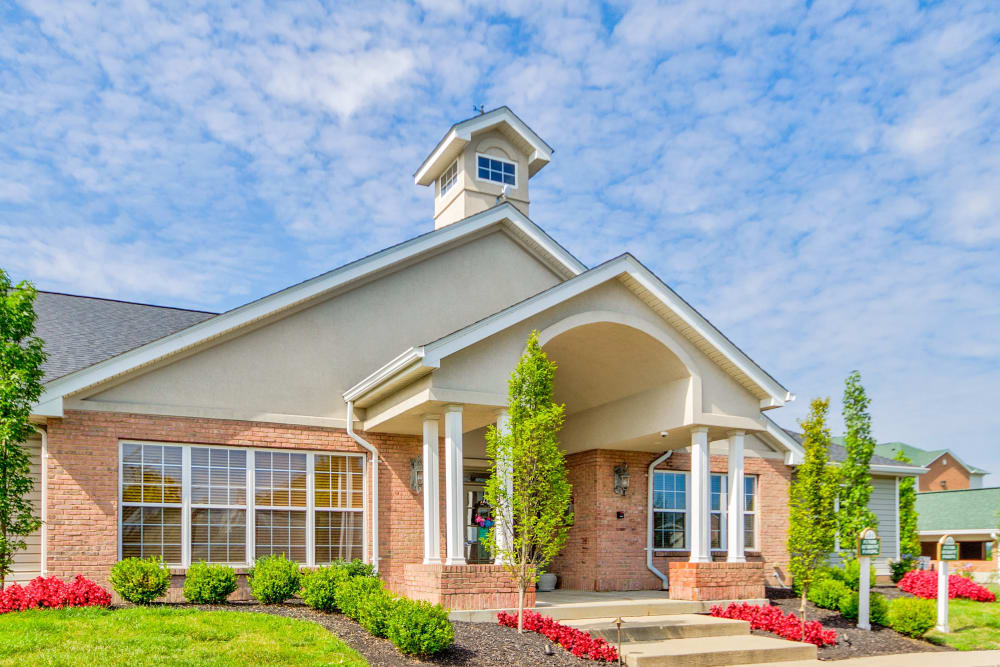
[464,481,494,564]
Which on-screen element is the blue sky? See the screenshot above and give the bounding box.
[2,1,998,483]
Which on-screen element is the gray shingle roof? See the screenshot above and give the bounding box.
[34,291,216,382]
[781,429,917,469]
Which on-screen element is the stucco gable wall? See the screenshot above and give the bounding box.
[431,278,762,420]
[78,231,563,420]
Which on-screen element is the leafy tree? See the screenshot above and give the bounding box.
[838,371,878,552]
[0,270,46,588]
[787,398,839,628]
[894,450,920,557]
[484,331,572,632]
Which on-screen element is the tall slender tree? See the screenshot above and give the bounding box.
[484,331,572,632]
[787,398,839,628]
[894,450,920,557]
[838,371,878,551]
[0,269,46,589]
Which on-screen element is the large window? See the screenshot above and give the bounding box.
[652,471,758,552]
[119,442,364,567]
[476,154,516,186]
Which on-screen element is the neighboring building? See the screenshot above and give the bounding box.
[915,488,1000,580]
[872,442,988,492]
[20,108,924,608]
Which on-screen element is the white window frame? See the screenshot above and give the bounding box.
[438,159,458,197]
[475,153,517,188]
[652,471,690,551]
[651,470,758,553]
[118,440,366,569]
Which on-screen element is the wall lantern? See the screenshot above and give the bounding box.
[613,463,630,496]
[410,458,423,492]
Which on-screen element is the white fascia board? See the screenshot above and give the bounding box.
[622,261,793,407]
[919,529,997,537]
[414,107,553,185]
[870,464,929,476]
[343,347,435,402]
[758,415,805,465]
[36,203,583,408]
[32,396,64,418]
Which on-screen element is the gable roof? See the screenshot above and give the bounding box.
[873,441,988,475]
[346,253,795,410]
[783,429,926,476]
[916,488,1000,532]
[32,203,586,417]
[34,292,216,382]
[414,106,554,185]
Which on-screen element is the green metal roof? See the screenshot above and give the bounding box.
[915,488,1000,532]
[831,438,988,475]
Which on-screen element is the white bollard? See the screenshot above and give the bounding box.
[857,555,871,630]
[936,560,949,633]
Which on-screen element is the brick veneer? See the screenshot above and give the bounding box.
[667,562,765,600]
[404,564,534,610]
[550,449,792,592]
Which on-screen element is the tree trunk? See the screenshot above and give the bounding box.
[517,585,525,633]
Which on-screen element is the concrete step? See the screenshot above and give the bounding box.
[449,597,769,622]
[563,614,750,641]
[620,634,818,667]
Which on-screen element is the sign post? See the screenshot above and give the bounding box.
[937,535,958,633]
[856,528,880,630]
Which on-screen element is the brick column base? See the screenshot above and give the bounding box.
[667,561,765,600]
[402,564,534,610]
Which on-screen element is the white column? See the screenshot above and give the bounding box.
[689,426,711,563]
[494,409,512,565]
[422,415,441,564]
[936,561,949,633]
[444,405,466,565]
[727,430,746,563]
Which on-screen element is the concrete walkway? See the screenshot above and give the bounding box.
[731,651,1000,666]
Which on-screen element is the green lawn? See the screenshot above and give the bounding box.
[0,606,367,666]
[927,584,1000,651]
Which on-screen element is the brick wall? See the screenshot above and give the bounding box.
[667,562,765,600]
[404,564,534,610]
[919,455,972,492]
[550,449,792,592]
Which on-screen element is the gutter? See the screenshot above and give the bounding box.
[346,401,379,572]
[646,450,673,589]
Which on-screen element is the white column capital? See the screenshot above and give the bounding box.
[726,430,746,438]
[444,403,464,414]
[422,413,440,422]
[493,407,510,418]
[690,425,710,435]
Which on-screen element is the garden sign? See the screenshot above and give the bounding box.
[855,528,879,631]
[936,535,956,633]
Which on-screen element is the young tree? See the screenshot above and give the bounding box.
[838,370,878,552]
[787,398,838,629]
[484,331,572,632]
[0,270,46,588]
[894,450,920,557]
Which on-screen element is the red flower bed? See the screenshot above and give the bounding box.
[498,609,619,661]
[897,570,996,602]
[0,575,111,613]
[710,602,837,647]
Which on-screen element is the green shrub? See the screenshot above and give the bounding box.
[831,556,876,591]
[249,554,300,604]
[837,590,889,625]
[889,555,918,584]
[335,575,384,620]
[358,588,398,638]
[808,578,850,610]
[109,556,172,604]
[888,597,936,638]
[300,565,350,612]
[337,559,376,579]
[386,598,454,657]
[182,561,238,604]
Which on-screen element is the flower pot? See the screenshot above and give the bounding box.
[537,573,557,592]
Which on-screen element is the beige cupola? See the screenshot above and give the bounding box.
[414,107,553,229]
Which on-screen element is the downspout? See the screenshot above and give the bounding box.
[346,401,379,572]
[647,450,673,590]
[35,425,48,577]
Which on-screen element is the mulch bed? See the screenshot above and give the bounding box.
[762,587,954,661]
[190,601,589,666]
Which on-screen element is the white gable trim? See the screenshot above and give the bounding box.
[34,203,584,411]
[346,254,795,414]
[415,107,553,185]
